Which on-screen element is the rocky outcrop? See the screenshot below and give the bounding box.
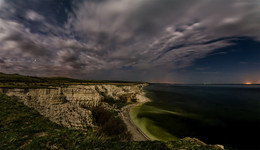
[0,84,148,129]
[167,137,225,150]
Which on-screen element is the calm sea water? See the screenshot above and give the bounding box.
[142,84,260,150]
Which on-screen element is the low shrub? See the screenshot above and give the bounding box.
[92,107,131,141]
[102,94,129,109]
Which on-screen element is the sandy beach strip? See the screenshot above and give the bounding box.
[120,103,150,141]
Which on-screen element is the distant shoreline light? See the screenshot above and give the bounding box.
[150,82,260,85]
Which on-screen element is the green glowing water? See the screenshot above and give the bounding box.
[131,84,260,150]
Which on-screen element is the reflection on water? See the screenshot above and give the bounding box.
[140,84,260,150]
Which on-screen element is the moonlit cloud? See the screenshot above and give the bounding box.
[0,0,259,83]
[25,10,44,21]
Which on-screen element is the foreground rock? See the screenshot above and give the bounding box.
[167,137,224,150]
[0,84,147,129]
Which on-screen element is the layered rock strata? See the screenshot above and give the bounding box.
[0,84,148,129]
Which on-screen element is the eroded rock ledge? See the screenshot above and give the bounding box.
[0,84,148,129]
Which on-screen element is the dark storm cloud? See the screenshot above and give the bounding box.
[0,0,259,82]
[2,31,52,58]
[0,59,4,64]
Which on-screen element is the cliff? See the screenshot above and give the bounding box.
[0,84,225,149]
[0,84,148,129]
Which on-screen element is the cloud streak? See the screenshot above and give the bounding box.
[0,0,259,82]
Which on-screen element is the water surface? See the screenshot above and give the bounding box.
[136,84,260,149]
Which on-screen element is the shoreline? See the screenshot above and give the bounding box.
[120,102,150,141]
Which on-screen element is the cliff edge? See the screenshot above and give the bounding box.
[0,84,147,129]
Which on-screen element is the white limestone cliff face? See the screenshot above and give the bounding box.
[0,84,148,129]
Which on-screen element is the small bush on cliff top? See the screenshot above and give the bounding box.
[101,93,130,109]
[92,106,132,141]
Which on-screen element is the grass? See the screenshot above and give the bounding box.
[0,72,145,88]
[0,93,106,149]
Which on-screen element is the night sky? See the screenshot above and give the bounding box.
[0,0,259,83]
